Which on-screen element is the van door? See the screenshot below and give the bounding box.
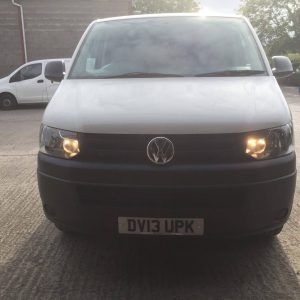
[12,63,45,103]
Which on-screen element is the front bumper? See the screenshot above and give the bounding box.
[37,152,296,237]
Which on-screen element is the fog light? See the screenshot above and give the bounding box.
[246,137,266,159]
[63,138,80,158]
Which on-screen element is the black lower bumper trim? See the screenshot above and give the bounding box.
[38,169,296,236]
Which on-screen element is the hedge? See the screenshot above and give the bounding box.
[288,53,300,65]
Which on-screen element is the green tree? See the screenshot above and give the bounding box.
[289,8,300,52]
[132,0,201,14]
[239,0,300,56]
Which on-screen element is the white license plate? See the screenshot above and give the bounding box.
[118,217,204,236]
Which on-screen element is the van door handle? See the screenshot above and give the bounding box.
[37,79,44,83]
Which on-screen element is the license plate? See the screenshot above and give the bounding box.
[118,217,204,236]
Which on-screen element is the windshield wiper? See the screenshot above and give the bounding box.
[193,70,266,77]
[99,72,185,78]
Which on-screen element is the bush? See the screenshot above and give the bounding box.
[288,53,300,65]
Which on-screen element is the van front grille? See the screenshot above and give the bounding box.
[77,133,250,164]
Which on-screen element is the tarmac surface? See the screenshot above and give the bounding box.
[0,88,299,299]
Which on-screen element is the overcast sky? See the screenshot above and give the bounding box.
[200,0,241,14]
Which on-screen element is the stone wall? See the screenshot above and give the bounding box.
[0,0,131,77]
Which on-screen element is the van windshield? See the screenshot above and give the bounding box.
[69,16,267,79]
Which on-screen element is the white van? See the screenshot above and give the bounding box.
[0,58,70,110]
[38,14,296,237]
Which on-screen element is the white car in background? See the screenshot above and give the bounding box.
[0,58,70,110]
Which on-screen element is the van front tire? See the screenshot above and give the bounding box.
[266,226,283,237]
[0,94,17,110]
[257,226,283,239]
[54,222,77,235]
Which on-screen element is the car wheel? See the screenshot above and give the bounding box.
[0,94,17,110]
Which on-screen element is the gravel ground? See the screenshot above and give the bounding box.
[0,90,299,300]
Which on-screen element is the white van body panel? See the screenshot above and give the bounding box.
[43,76,291,134]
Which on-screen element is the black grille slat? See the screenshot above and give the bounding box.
[77,185,246,209]
[78,133,249,164]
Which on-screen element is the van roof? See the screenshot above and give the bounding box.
[94,13,246,24]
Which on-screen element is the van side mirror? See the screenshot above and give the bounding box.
[45,61,65,82]
[272,56,293,78]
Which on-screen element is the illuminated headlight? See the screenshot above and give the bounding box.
[245,124,294,159]
[39,125,80,159]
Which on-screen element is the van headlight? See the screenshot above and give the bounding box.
[245,124,294,159]
[39,125,80,159]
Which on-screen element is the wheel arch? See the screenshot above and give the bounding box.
[0,91,18,103]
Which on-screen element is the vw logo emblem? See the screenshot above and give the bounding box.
[147,137,175,165]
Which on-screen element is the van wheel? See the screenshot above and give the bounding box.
[264,226,283,237]
[0,94,17,110]
[54,222,75,235]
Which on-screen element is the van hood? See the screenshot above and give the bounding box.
[43,77,291,134]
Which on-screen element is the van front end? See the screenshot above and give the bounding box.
[38,128,296,237]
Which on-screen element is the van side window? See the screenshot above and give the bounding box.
[10,63,42,82]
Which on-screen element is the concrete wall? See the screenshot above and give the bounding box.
[0,0,131,78]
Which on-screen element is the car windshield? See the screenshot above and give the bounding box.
[69,16,267,79]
